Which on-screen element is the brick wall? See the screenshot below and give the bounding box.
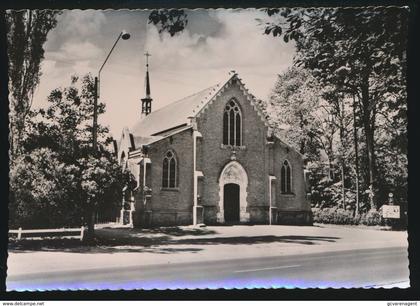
[273,140,312,224]
[133,129,194,227]
[130,78,311,227]
[196,81,269,224]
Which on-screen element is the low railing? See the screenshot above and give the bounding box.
[9,227,85,241]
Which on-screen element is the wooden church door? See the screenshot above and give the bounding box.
[224,183,240,223]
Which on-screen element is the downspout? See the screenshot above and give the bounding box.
[267,127,276,226]
[139,154,152,227]
[193,129,203,225]
[269,175,276,225]
[141,156,151,204]
[143,159,147,191]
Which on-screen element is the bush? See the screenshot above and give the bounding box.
[312,207,356,225]
[360,209,383,226]
[312,207,384,226]
[9,147,124,229]
[9,148,83,229]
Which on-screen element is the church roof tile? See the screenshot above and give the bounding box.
[129,71,269,148]
[131,74,233,140]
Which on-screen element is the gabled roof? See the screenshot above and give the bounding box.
[130,72,269,144]
[131,81,226,138]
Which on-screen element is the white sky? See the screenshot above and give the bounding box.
[33,9,295,137]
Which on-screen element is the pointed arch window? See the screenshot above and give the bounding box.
[223,99,242,146]
[162,150,177,188]
[281,160,292,194]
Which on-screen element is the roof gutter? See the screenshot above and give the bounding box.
[143,125,193,147]
[151,123,188,136]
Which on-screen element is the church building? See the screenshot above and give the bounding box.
[116,58,312,227]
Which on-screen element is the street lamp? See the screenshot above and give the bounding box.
[92,30,130,154]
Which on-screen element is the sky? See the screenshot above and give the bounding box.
[33,9,296,138]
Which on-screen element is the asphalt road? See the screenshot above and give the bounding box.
[7,246,409,290]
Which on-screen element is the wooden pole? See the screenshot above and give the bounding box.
[17,227,22,240]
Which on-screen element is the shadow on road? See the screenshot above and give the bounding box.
[175,235,338,245]
[9,226,340,254]
[140,226,218,236]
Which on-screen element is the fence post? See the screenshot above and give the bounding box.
[80,226,84,241]
[17,227,22,240]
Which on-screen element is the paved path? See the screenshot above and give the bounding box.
[7,225,409,290]
[7,247,409,290]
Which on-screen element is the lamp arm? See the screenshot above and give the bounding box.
[98,31,123,77]
[97,31,123,97]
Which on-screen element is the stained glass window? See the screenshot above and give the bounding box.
[223,99,242,146]
[162,151,177,188]
[281,160,292,193]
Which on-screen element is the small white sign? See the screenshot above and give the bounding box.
[382,205,400,219]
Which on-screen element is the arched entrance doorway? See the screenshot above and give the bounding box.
[224,183,240,223]
[217,161,249,223]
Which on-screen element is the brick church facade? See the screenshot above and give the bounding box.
[116,68,312,227]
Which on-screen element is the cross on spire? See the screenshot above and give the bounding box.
[141,51,153,117]
[145,51,151,69]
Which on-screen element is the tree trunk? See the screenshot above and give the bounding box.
[327,136,334,181]
[86,202,95,241]
[353,94,360,216]
[341,162,345,209]
[299,112,306,156]
[339,97,346,209]
[328,158,333,181]
[361,82,376,210]
[12,119,24,157]
[9,121,15,161]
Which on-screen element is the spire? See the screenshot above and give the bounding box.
[145,51,151,98]
[141,51,152,117]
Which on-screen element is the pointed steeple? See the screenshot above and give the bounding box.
[141,52,152,117]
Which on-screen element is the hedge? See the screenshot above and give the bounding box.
[312,207,384,226]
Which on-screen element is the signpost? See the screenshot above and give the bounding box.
[381,193,400,219]
[382,205,400,219]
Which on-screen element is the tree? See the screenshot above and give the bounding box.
[10,74,124,237]
[322,87,354,209]
[148,9,188,36]
[9,148,81,229]
[79,155,125,238]
[7,10,60,158]
[23,74,111,157]
[267,67,324,161]
[263,7,408,209]
[267,67,354,210]
[145,8,408,215]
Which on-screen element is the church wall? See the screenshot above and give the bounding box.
[196,81,269,224]
[117,128,134,165]
[273,140,312,225]
[128,76,312,227]
[127,155,141,185]
[133,128,194,227]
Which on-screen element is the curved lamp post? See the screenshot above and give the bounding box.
[92,30,130,154]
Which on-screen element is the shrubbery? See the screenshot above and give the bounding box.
[312,207,384,226]
[312,207,407,230]
[9,75,124,230]
[359,209,383,226]
[312,207,355,225]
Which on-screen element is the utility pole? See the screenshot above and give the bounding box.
[92,76,99,155]
[92,30,130,154]
[87,30,130,240]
